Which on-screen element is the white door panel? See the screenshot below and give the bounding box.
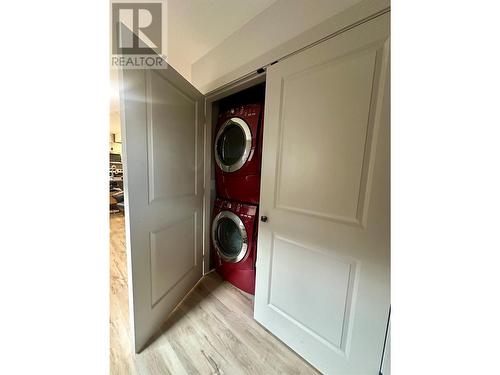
[119,65,204,352]
[255,12,390,374]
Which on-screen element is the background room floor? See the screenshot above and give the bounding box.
[110,213,318,375]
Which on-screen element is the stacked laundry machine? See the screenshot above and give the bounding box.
[211,98,264,295]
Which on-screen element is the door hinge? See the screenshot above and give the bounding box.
[256,60,278,75]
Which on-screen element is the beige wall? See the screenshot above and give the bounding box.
[191,0,363,92]
[109,110,122,154]
[167,0,277,82]
[110,69,122,155]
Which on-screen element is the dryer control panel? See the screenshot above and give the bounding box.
[220,104,261,121]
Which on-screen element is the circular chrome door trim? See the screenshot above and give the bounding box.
[214,117,252,173]
[212,210,248,263]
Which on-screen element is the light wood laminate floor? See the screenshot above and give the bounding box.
[110,213,319,375]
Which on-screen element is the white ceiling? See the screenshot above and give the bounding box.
[167,0,278,80]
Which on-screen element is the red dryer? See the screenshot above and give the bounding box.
[211,198,258,294]
[214,103,263,205]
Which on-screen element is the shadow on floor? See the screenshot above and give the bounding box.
[139,271,228,351]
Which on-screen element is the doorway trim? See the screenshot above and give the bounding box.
[202,72,266,275]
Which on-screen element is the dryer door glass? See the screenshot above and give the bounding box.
[215,118,252,172]
[217,124,245,165]
[212,211,248,263]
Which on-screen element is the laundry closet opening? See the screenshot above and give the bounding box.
[205,81,266,296]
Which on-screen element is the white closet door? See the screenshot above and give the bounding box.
[119,65,204,352]
[254,13,390,374]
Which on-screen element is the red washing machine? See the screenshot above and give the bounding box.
[214,103,263,205]
[211,198,258,294]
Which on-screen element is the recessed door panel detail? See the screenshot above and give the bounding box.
[147,70,197,203]
[268,235,356,351]
[150,213,196,306]
[275,48,378,225]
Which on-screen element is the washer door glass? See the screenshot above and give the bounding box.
[215,118,252,172]
[216,218,243,259]
[213,210,249,263]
